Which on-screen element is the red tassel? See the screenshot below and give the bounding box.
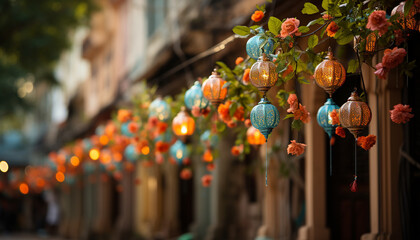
[350,176,358,192]
[330,136,336,146]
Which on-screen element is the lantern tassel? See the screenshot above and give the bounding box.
[329,139,333,176]
[350,176,358,192]
[350,137,358,192]
[265,141,268,187]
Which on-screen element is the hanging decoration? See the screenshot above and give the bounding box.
[184,81,209,110]
[354,32,377,56]
[149,97,171,121]
[246,27,275,60]
[250,53,278,96]
[202,69,228,107]
[314,48,346,97]
[317,98,340,176]
[246,126,266,146]
[170,140,189,165]
[124,144,140,163]
[392,1,420,32]
[172,107,195,136]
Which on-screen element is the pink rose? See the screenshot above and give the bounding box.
[366,10,391,36]
[280,18,301,38]
[191,106,201,117]
[287,140,306,156]
[390,104,414,124]
[287,93,299,113]
[374,63,389,80]
[382,47,407,69]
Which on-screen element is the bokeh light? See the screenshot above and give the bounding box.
[89,148,100,160]
[0,161,9,173]
[70,156,80,166]
[56,171,65,182]
[19,183,29,195]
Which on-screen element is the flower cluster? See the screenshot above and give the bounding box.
[366,10,391,36]
[357,135,377,151]
[390,104,414,124]
[218,100,245,128]
[287,140,306,156]
[374,47,407,80]
[287,94,310,123]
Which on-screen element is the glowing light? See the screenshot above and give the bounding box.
[89,148,100,160]
[141,146,150,155]
[0,161,9,173]
[70,156,80,167]
[56,171,65,182]
[99,135,109,146]
[181,125,187,134]
[19,183,29,195]
[176,149,183,159]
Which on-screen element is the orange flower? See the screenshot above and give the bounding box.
[218,101,232,122]
[180,169,192,180]
[231,144,244,156]
[155,141,170,153]
[128,122,139,134]
[381,47,406,69]
[251,10,264,22]
[148,116,159,128]
[203,149,213,162]
[201,174,213,187]
[202,107,211,117]
[280,18,301,38]
[287,140,306,156]
[335,126,346,138]
[357,135,377,151]
[287,94,298,113]
[374,63,389,80]
[244,119,252,128]
[234,106,245,121]
[366,10,391,36]
[227,121,238,128]
[293,104,311,123]
[281,64,294,78]
[156,121,168,134]
[326,21,339,37]
[206,163,215,172]
[183,158,191,165]
[330,109,340,125]
[243,69,250,85]
[191,106,201,117]
[235,57,244,65]
[390,104,414,124]
[322,14,333,20]
[117,109,132,123]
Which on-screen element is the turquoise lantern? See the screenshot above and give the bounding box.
[120,122,134,137]
[246,27,275,60]
[124,144,139,163]
[170,140,189,165]
[200,130,219,148]
[184,81,209,110]
[149,97,171,121]
[316,98,340,176]
[250,97,280,186]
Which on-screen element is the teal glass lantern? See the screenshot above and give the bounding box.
[250,98,280,140]
[316,98,340,138]
[170,140,189,165]
[149,97,171,121]
[200,130,219,148]
[246,27,275,60]
[120,122,134,137]
[185,81,209,110]
[124,144,139,163]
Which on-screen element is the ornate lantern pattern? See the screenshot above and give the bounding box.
[339,91,372,138]
[149,97,171,121]
[250,97,280,140]
[170,140,189,165]
[317,98,340,138]
[247,126,266,145]
[172,107,195,136]
[250,53,278,96]
[392,2,420,32]
[202,69,228,107]
[314,49,346,97]
[246,27,275,60]
[185,81,209,110]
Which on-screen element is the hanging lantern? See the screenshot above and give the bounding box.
[250,53,278,96]
[317,98,340,138]
[149,97,171,121]
[185,81,209,110]
[246,27,275,60]
[120,122,134,137]
[339,91,372,138]
[202,69,228,107]
[354,32,377,54]
[172,107,195,136]
[250,97,280,140]
[246,126,266,145]
[314,48,346,97]
[170,140,189,165]
[124,144,140,163]
[392,1,420,32]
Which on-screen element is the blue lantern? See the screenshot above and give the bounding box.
[250,98,280,140]
[317,98,340,138]
[170,140,189,165]
[246,27,275,60]
[124,144,139,162]
[184,81,209,110]
[149,97,171,121]
[154,128,173,143]
[120,122,134,137]
[200,130,219,148]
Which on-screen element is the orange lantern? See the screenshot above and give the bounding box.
[172,107,195,136]
[354,32,377,54]
[338,91,372,138]
[246,126,266,145]
[392,1,420,32]
[314,48,346,97]
[202,68,228,107]
[249,53,278,96]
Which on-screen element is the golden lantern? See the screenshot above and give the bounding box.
[314,48,346,97]
[172,107,195,136]
[249,53,278,96]
[246,126,266,145]
[202,69,228,107]
[354,32,377,54]
[338,91,372,138]
[392,1,420,32]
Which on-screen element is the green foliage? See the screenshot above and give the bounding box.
[233,26,251,37]
[302,2,319,15]
[268,17,282,36]
[347,59,359,74]
[307,35,319,49]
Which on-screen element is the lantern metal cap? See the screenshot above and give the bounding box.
[258,53,270,61]
[194,81,200,86]
[347,90,362,102]
[326,47,335,60]
[258,97,271,104]
[211,68,220,76]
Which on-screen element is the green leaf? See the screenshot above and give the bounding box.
[216,121,226,132]
[222,82,231,89]
[307,18,325,26]
[232,26,251,36]
[322,0,332,11]
[291,119,303,130]
[307,35,319,49]
[404,0,414,17]
[229,102,238,116]
[336,32,354,45]
[347,59,359,73]
[302,2,319,15]
[298,26,310,33]
[268,17,282,35]
[284,114,295,120]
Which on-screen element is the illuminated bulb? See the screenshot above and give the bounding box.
[176,149,183,159]
[0,161,9,173]
[19,183,29,195]
[181,126,187,134]
[141,146,150,155]
[89,148,100,160]
[56,172,65,182]
[70,156,80,167]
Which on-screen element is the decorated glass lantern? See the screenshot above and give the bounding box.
[170,140,189,165]
[185,81,209,110]
[172,107,195,136]
[202,69,228,107]
[339,91,372,138]
[246,126,266,145]
[250,53,278,96]
[124,144,140,163]
[314,48,346,97]
[317,98,340,138]
[392,1,420,32]
[149,97,171,121]
[120,122,134,137]
[354,32,377,54]
[246,27,275,60]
